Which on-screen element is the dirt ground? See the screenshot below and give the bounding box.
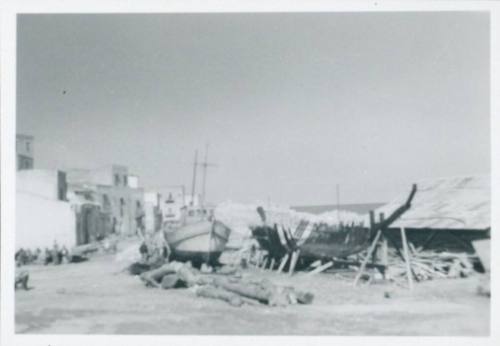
[15,249,490,335]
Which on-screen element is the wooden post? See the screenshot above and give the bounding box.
[382,229,420,283]
[353,230,382,287]
[268,258,275,271]
[260,255,268,271]
[277,253,290,273]
[372,213,384,263]
[381,236,388,266]
[288,250,300,276]
[400,227,414,290]
[369,210,375,229]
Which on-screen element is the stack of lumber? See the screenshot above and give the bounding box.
[138,261,314,307]
[386,249,475,282]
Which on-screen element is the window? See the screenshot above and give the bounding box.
[26,141,30,153]
[124,175,128,186]
[114,174,120,186]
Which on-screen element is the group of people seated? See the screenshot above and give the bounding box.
[15,244,70,266]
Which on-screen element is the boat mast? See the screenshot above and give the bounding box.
[336,183,341,224]
[201,144,209,208]
[190,150,198,206]
[200,143,217,208]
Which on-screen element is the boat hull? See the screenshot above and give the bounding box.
[164,220,231,266]
[250,222,371,262]
[299,224,371,260]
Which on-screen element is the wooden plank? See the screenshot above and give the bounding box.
[307,261,333,276]
[353,230,382,287]
[400,227,414,290]
[260,255,268,271]
[288,250,300,276]
[381,229,419,282]
[268,258,276,271]
[277,253,290,273]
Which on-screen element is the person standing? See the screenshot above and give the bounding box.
[135,201,146,237]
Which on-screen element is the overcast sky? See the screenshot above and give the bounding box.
[17,12,490,206]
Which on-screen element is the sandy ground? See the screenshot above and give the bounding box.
[15,250,490,335]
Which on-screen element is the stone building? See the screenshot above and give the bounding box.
[66,164,144,236]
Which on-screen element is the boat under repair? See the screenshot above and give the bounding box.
[251,208,371,264]
[250,184,417,267]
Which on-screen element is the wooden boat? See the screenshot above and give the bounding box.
[164,218,231,267]
[162,147,232,267]
[251,216,371,264]
[251,185,417,265]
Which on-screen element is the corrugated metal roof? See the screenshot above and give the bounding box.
[374,175,490,231]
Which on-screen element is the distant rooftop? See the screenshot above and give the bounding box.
[376,175,490,231]
[292,203,385,215]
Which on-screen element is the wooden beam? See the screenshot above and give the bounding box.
[277,253,290,273]
[371,213,384,264]
[288,250,300,276]
[268,258,276,271]
[381,236,388,266]
[400,227,414,290]
[260,255,269,271]
[353,230,382,287]
[307,261,333,276]
[382,229,420,283]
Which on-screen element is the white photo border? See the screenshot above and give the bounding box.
[2,1,499,346]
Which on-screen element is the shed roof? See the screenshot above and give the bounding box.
[374,175,490,231]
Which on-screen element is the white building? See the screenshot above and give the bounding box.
[143,191,161,233]
[16,169,76,250]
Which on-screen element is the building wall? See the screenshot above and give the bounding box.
[96,185,144,235]
[160,191,186,223]
[67,164,143,236]
[17,155,34,171]
[17,169,67,201]
[16,191,76,250]
[144,192,161,233]
[67,165,129,188]
[128,175,139,188]
[16,134,34,170]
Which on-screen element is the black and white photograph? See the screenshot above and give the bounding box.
[1,0,498,344]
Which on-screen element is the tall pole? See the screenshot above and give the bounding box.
[181,185,186,206]
[198,143,217,208]
[190,150,198,206]
[201,143,209,208]
[336,183,341,223]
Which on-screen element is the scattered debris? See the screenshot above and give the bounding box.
[136,261,314,307]
[386,250,475,282]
